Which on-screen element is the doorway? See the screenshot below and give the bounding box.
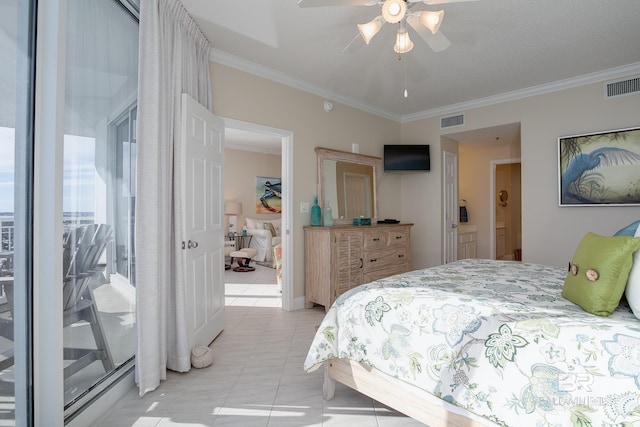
[442,150,458,263]
[443,122,522,260]
[491,160,522,261]
[222,119,293,311]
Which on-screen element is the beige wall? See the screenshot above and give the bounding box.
[211,61,640,301]
[458,137,521,259]
[224,148,282,230]
[211,63,401,302]
[402,80,640,268]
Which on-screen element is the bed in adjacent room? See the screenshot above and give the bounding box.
[304,231,640,426]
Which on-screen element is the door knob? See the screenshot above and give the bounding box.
[451,224,458,229]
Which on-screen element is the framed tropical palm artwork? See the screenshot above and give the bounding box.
[558,127,640,206]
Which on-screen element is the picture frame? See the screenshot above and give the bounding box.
[558,127,640,206]
[255,176,282,213]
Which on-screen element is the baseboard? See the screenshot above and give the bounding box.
[293,296,306,311]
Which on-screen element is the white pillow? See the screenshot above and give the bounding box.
[245,218,263,230]
[625,226,640,319]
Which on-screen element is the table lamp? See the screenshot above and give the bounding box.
[224,201,242,234]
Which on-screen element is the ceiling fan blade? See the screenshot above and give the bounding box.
[407,14,451,52]
[420,0,478,5]
[342,33,365,54]
[297,0,378,7]
[425,30,451,52]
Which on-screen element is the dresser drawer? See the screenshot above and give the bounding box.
[305,224,412,312]
[364,264,408,283]
[387,229,408,247]
[363,247,408,273]
[363,231,387,250]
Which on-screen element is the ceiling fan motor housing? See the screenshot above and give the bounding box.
[381,0,407,23]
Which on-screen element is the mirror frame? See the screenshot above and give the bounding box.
[316,147,381,224]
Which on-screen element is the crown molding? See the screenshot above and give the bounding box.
[209,48,640,125]
[401,62,640,123]
[209,48,401,122]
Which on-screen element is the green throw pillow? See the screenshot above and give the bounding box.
[562,232,640,316]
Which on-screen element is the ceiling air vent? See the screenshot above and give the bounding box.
[605,77,640,98]
[440,113,464,129]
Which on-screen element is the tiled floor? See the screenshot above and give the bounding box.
[92,264,423,426]
[224,264,282,308]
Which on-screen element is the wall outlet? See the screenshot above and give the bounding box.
[300,202,309,213]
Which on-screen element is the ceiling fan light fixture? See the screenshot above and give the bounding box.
[419,10,444,34]
[381,0,406,24]
[357,16,383,44]
[394,27,413,54]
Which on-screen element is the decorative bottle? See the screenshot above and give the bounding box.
[324,202,333,226]
[310,196,322,226]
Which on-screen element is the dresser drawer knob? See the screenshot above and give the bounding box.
[372,238,380,241]
[398,254,405,258]
[395,236,402,239]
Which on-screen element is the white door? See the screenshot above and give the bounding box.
[181,93,224,348]
[443,150,458,263]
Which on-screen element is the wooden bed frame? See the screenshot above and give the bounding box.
[323,358,495,427]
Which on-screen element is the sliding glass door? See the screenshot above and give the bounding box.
[113,106,137,285]
[0,0,36,424]
[62,0,138,416]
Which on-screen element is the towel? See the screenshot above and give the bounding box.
[459,206,468,223]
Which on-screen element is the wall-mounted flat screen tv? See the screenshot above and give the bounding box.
[383,144,430,171]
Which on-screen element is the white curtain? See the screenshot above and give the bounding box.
[135,0,212,395]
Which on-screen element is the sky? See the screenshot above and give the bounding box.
[0,127,15,212]
[0,127,96,213]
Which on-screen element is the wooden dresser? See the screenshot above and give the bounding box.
[304,223,413,311]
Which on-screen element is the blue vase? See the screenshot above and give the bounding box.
[310,196,322,226]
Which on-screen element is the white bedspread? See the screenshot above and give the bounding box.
[304,259,640,426]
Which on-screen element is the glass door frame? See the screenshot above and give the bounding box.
[33,1,139,425]
[110,104,137,286]
[12,0,38,425]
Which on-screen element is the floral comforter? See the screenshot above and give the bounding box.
[304,259,640,427]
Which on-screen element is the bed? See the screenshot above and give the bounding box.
[304,258,640,427]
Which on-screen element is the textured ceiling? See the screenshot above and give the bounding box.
[181,0,640,122]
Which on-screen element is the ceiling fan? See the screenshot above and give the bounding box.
[297,0,475,56]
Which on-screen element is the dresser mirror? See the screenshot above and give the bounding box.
[316,147,380,224]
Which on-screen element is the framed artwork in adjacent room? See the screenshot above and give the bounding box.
[255,176,282,213]
[558,127,640,206]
